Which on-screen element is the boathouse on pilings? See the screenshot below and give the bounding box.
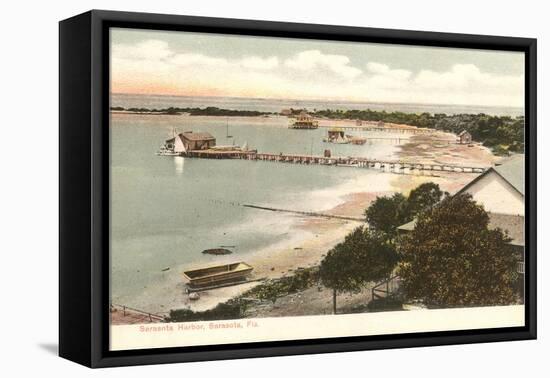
[179,131,216,151]
[290,111,319,129]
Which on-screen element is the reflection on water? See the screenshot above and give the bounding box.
[173,156,185,174]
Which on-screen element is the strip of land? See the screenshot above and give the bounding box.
[111,105,524,155]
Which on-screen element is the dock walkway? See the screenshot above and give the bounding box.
[184,150,487,174]
[318,125,433,134]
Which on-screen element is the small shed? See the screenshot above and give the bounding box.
[457,130,472,144]
[179,131,216,151]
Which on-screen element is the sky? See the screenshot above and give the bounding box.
[110,28,525,107]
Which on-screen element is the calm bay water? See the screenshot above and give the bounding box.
[110,111,406,307]
[111,92,517,309]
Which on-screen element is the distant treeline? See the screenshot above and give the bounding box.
[111,105,524,155]
[308,108,525,155]
[110,106,272,117]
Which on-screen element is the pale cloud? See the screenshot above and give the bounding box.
[240,56,279,70]
[357,62,523,106]
[414,64,523,91]
[363,62,413,91]
[113,39,279,71]
[168,53,229,67]
[366,62,411,80]
[407,64,524,106]
[111,40,524,107]
[112,39,172,60]
[284,50,362,79]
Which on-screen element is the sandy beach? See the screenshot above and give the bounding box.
[109,123,500,324]
[233,130,500,318]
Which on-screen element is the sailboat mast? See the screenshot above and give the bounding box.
[226,117,232,138]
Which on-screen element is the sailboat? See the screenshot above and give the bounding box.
[226,118,233,139]
[156,127,182,156]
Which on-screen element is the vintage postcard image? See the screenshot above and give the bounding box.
[108,28,525,350]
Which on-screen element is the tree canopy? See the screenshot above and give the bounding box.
[365,183,445,238]
[109,106,272,117]
[320,227,399,313]
[364,193,408,237]
[311,108,524,155]
[403,182,445,218]
[398,194,519,307]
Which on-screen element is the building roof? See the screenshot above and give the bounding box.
[179,131,215,141]
[493,154,525,195]
[488,213,524,246]
[397,219,416,232]
[397,154,525,247]
[456,154,524,197]
[458,130,470,136]
[397,213,523,246]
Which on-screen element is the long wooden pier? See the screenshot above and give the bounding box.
[184,150,487,174]
[317,124,434,134]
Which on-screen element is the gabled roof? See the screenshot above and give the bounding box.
[397,213,524,247]
[397,154,525,236]
[456,154,524,197]
[397,219,416,232]
[493,154,524,195]
[458,130,470,136]
[179,131,215,141]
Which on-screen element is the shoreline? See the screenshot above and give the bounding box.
[110,94,525,117]
[110,121,499,322]
[171,129,498,316]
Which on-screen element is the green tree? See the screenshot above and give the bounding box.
[364,193,407,237]
[399,194,518,307]
[320,228,364,314]
[403,182,444,219]
[320,227,399,314]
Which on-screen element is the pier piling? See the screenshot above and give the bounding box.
[183,150,487,176]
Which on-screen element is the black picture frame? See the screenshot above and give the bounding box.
[59,9,537,368]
